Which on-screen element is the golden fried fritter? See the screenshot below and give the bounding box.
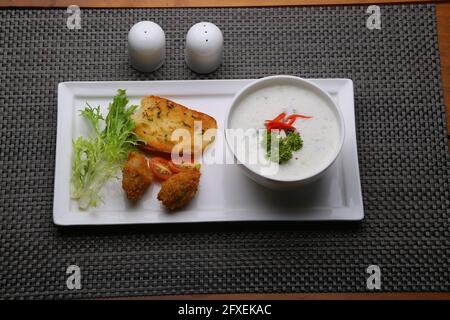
[157,170,201,210]
[122,152,153,201]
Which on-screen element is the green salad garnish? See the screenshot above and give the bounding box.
[70,89,138,209]
[262,130,303,164]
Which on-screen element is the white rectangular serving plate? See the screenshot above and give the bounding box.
[54,79,363,225]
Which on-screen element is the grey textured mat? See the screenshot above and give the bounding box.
[0,5,449,299]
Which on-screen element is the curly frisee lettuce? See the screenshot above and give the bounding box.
[70,89,138,209]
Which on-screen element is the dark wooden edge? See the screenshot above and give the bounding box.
[104,292,450,300]
[436,3,450,149]
[0,0,447,9]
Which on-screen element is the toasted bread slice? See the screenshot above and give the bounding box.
[132,96,217,154]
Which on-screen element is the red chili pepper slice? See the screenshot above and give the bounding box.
[286,118,295,126]
[272,112,286,122]
[265,112,286,125]
[265,112,311,131]
[286,114,313,120]
[266,121,296,132]
[285,113,312,126]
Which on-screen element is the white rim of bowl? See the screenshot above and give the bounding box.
[224,75,345,183]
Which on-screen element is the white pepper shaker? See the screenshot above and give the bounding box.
[128,21,165,72]
[185,22,223,74]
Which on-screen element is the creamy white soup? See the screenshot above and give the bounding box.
[229,84,341,180]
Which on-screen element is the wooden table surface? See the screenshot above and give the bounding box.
[1,0,449,300]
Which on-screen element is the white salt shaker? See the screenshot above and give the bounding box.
[128,21,165,72]
[185,22,223,74]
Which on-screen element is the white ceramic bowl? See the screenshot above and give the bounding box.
[225,75,345,189]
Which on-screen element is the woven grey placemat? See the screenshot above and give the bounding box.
[0,4,449,299]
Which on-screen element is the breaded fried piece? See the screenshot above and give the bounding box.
[157,170,201,210]
[122,152,153,201]
[132,96,217,154]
